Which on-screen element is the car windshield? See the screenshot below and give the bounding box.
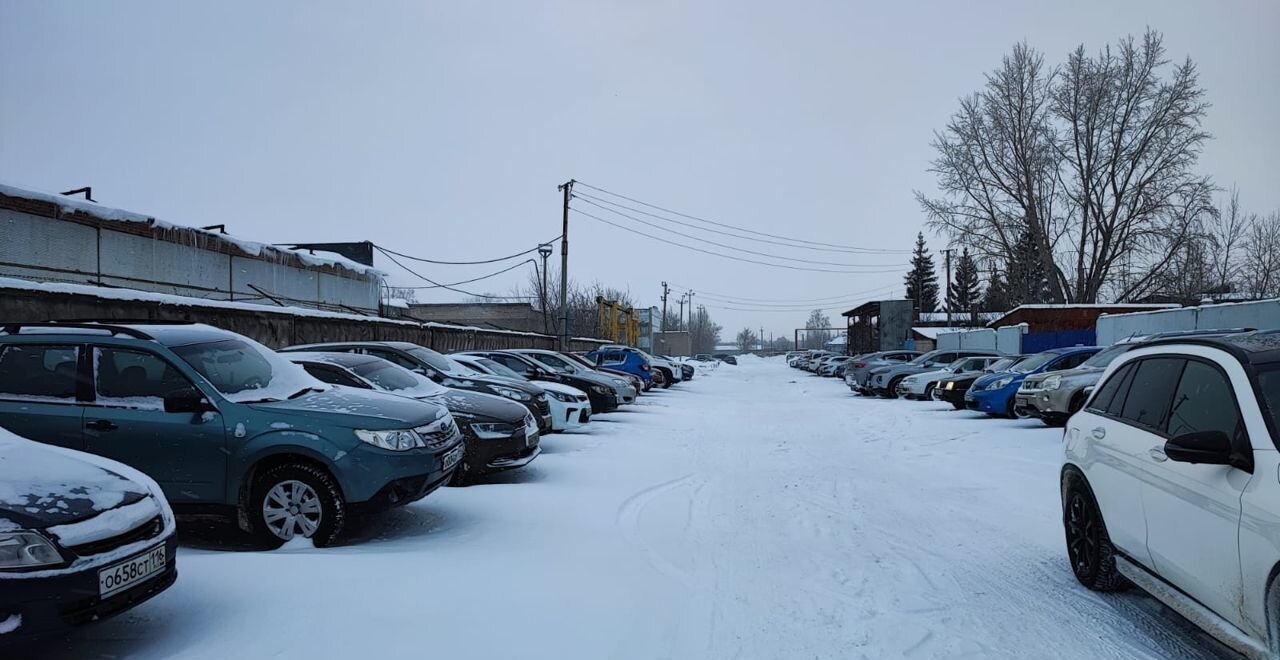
[529,353,575,373]
[477,358,527,380]
[1011,352,1058,373]
[1260,365,1280,432]
[987,357,1017,372]
[908,352,940,365]
[945,358,969,370]
[406,346,462,374]
[1081,344,1128,368]
[352,360,418,390]
[172,338,326,403]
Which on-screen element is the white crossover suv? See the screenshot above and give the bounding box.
[1061,331,1280,658]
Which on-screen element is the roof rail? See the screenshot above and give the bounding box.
[0,322,156,340]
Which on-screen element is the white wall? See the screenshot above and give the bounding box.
[1096,299,1280,344]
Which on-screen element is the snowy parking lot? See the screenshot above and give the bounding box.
[33,356,1233,660]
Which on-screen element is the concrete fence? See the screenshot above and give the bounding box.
[0,283,607,353]
[937,324,1027,354]
[1096,298,1280,345]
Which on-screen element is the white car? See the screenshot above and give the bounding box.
[448,355,592,432]
[897,356,1002,399]
[1062,331,1280,658]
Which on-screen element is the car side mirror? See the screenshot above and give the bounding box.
[164,387,212,414]
[1164,431,1242,468]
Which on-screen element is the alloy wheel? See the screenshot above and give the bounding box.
[262,479,323,540]
[1066,492,1098,578]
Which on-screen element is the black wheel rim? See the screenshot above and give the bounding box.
[1066,492,1098,577]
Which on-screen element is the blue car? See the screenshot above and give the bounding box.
[964,346,1101,418]
[583,347,653,386]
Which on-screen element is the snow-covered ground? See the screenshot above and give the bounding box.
[33,357,1233,659]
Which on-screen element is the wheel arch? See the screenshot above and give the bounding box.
[1266,563,1280,653]
[235,450,345,532]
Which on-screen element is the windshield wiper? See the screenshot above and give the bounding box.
[288,387,321,400]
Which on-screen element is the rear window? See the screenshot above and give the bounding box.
[351,360,420,392]
[1119,358,1185,432]
[0,345,79,400]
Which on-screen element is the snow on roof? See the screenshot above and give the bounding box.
[0,182,384,277]
[1096,296,1280,319]
[912,326,986,340]
[916,311,1002,323]
[0,276,609,343]
[1004,303,1180,311]
[824,335,848,345]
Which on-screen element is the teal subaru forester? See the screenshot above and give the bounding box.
[0,323,464,548]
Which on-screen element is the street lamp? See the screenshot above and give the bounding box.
[538,244,553,334]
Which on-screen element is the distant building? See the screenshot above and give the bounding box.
[406,302,547,334]
[985,304,1178,334]
[0,183,383,313]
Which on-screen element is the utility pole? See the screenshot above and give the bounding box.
[942,247,955,328]
[759,326,764,353]
[660,282,670,332]
[677,293,688,331]
[684,291,695,330]
[557,180,574,348]
[538,243,553,334]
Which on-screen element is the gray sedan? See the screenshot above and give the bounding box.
[865,349,1002,398]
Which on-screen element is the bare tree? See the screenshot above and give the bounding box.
[688,307,722,354]
[919,31,1215,303]
[917,42,1066,301]
[735,327,758,352]
[1242,211,1280,299]
[1206,186,1252,291]
[1053,31,1213,302]
[803,309,833,349]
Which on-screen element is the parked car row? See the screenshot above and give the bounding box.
[795,329,1280,657]
[0,321,695,644]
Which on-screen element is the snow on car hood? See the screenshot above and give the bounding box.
[0,426,148,528]
[254,386,449,429]
[536,381,589,398]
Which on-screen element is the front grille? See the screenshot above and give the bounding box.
[68,515,164,558]
[532,397,550,417]
[415,418,462,450]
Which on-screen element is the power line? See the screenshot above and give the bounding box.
[575,181,910,254]
[380,258,537,290]
[685,286,902,311]
[573,190,901,256]
[374,236,561,266]
[666,282,902,305]
[570,208,904,274]
[574,196,904,269]
[375,246,535,300]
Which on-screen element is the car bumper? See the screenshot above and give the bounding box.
[967,387,1015,414]
[548,399,590,431]
[0,535,177,643]
[933,387,967,405]
[1033,386,1081,417]
[464,430,541,477]
[588,390,619,413]
[1013,392,1044,418]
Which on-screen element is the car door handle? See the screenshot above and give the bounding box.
[1149,446,1168,462]
[1091,427,1106,440]
[86,419,119,431]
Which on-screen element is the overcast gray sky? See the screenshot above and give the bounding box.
[3,0,1277,340]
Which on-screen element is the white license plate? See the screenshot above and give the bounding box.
[98,545,166,598]
[442,444,464,471]
[525,430,539,448]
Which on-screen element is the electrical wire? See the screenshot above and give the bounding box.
[575,181,910,254]
[573,197,903,269]
[666,282,901,305]
[375,246,535,300]
[570,208,904,274]
[374,236,560,266]
[686,287,902,311]
[574,190,903,257]
[378,258,537,290]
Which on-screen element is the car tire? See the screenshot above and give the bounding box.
[249,463,346,549]
[1068,392,1087,415]
[1062,477,1127,592]
[1042,414,1067,428]
[951,401,966,410]
[1006,398,1020,419]
[923,384,934,401]
[882,377,904,399]
[449,464,472,487]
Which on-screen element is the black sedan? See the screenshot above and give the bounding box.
[281,341,554,435]
[285,352,540,486]
[458,350,623,414]
[0,428,177,646]
[931,355,1029,409]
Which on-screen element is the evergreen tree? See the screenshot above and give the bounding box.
[903,232,939,313]
[981,266,1012,312]
[1006,228,1051,304]
[946,247,982,319]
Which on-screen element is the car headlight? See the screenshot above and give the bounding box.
[490,386,531,402]
[902,376,917,384]
[591,385,610,395]
[0,530,64,570]
[470,422,518,440]
[355,428,422,451]
[547,390,576,403]
[1042,375,1062,391]
[991,377,1014,389]
[946,381,955,390]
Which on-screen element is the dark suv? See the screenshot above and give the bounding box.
[283,341,553,434]
[0,323,463,548]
